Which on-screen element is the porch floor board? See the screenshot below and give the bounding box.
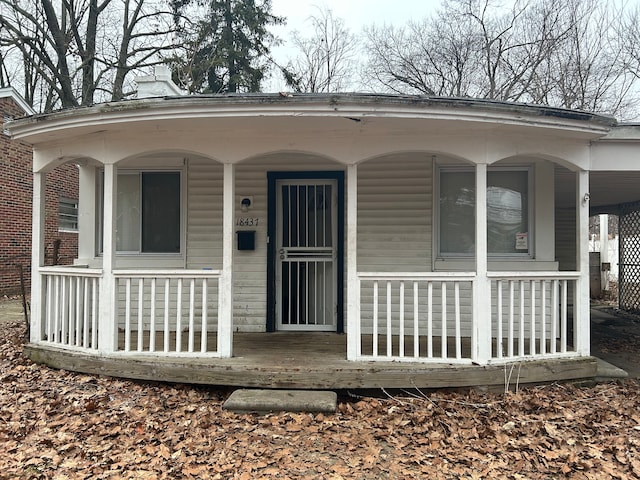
[26,332,597,390]
[27,332,597,390]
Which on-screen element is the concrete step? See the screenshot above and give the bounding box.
[595,358,628,381]
[223,389,337,414]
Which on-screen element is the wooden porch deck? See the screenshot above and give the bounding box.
[26,332,597,390]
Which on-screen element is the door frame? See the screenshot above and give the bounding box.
[267,171,345,333]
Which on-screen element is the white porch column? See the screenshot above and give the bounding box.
[473,163,492,363]
[98,163,117,352]
[346,163,360,360]
[576,170,590,355]
[217,163,234,357]
[77,165,96,263]
[30,171,46,342]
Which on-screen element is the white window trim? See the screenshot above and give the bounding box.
[97,167,186,260]
[434,164,534,262]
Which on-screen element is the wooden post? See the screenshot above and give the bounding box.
[599,214,609,292]
[18,264,29,339]
[52,239,61,265]
[217,163,234,357]
[98,164,117,352]
[576,170,590,355]
[346,163,360,360]
[30,171,45,343]
[473,163,492,364]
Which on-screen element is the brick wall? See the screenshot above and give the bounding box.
[0,97,79,295]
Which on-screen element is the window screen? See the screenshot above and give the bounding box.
[141,172,181,253]
[109,170,181,253]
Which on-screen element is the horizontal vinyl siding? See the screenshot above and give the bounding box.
[358,154,433,272]
[555,208,577,271]
[186,159,224,269]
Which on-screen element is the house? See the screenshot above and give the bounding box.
[0,88,78,296]
[9,77,640,389]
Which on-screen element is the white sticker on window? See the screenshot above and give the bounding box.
[515,232,528,250]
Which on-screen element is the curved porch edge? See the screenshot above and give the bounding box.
[24,343,598,390]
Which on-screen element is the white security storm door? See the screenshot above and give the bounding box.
[276,180,338,331]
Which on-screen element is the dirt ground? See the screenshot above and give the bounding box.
[590,303,640,378]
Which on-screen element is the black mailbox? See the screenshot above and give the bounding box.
[237,230,256,251]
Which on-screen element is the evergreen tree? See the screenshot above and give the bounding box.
[171,0,283,94]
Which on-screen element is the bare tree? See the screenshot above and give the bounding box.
[282,7,357,93]
[361,12,480,96]
[533,0,637,116]
[361,0,640,118]
[0,0,178,112]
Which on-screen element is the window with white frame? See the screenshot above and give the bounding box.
[438,166,531,257]
[100,170,182,254]
[59,197,79,232]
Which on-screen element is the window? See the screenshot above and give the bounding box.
[101,170,182,254]
[438,167,530,256]
[59,197,78,232]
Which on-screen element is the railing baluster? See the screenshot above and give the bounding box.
[508,280,514,357]
[413,281,419,358]
[441,282,447,359]
[561,279,568,353]
[427,282,433,358]
[188,278,196,353]
[201,278,208,353]
[74,277,81,347]
[497,280,503,359]
[551,279,558,354]
[60,276,67,345]
[137,278,144,352]
[149,278,156,352]
[399,281,405,358]
[82,277,89,348]
[45,275,53,343]
[176,278,183,353]
[125,278,131,352]
[455,282,461,359]
[164,278,170,353]
[53,275,60,343]
[386,281,392,357]
[372,280,378,358]
[530,280,536,356]
[91,278,98,349]
[68,276,74,345]
[519,280,525,357]
[541,280,547,355]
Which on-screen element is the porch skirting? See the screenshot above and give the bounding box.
[24,335,598,390]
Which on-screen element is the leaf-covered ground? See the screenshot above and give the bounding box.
[1,305,640,479]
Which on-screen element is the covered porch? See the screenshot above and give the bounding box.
[11,94,618,388]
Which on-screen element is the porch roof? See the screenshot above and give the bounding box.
[8,93,616,145]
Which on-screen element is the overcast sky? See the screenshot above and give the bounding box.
[265,0,440,90]
[270,0,438,33]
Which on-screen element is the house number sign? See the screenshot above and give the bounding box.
[236,218,260,227]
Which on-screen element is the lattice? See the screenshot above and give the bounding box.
[618,201,640,313]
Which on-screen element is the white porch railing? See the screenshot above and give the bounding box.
[113,270,221,355]
[489,272,579,362]
[357,272,475,363]
[357,271,582,364]
[41,266,102,351]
